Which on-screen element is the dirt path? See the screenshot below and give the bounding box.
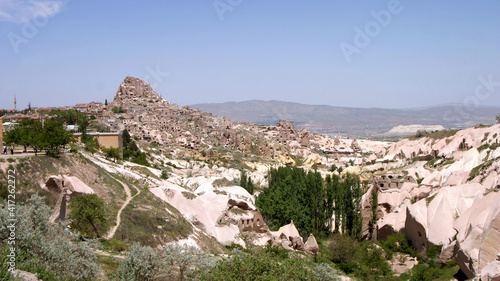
[94,249,125,260]
[105,178,140,240]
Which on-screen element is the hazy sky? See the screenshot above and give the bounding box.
[1,0,500,110]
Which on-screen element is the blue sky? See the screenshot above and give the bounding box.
[1,0,500,110]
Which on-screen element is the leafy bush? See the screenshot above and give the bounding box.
[330,164,338,172]
[114,243,162,281]
[197,249,319,281]
[0,194,100,280]
[114,243,213,281]
[313,263,342,281]
[68,194,108,238]
[101,239,129,252]
[212,178,234,187]
[122,129,149,166]
[379,232,416,259]
[104,147,121,161]
[328,234,362,264]
[326,234,393,280]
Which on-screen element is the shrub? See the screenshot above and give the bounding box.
[114,243,213,281]
[196,249,318,280]
[0,194,100,280]
[114,243,162,281]
[68,194,107,238]
[104,147,121,161]
[101,239,129,252]
[212,178,233,187]
[379,232,416,259]
[160,170,169,180]
[328,234,362,263]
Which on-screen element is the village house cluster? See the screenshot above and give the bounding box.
[1,76,366,162]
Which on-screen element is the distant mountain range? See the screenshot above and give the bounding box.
[191,100,500,138]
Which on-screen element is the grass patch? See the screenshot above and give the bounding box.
[101,239,129,253]
[115,191,193,247]
[408,129,459,141]
[213,178,234,187]
[289,154,304,166]
[96,255,120,280]
[182,191,197,200]
[229,207,248,215]
[468,157,498,181]
[213,189,228,195]
[425,158,439,167]
[478,144,490,152]
[426,194,437,206]
[130,166,159,180]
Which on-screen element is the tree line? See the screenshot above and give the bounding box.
[256,166,365,239]
[4,118,73,157]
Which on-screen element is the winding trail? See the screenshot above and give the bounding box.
[105,178,140,240]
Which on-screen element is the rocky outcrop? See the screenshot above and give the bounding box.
[377,205,407,240]
[270,221,307,251]
[482,260,500,281]
[114,76,168,107]
[388,253,418,276]
[405,199,428,251]
[454,190,500,279]
[384,124,500,161]
[404,184,486,251]
[304,234,319,255]
[45,175,95,223]
[228,196,255,211]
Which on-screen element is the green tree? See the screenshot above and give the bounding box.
[84,135,100,154]
[112,106,126,113]
[41,118,72,157]
[104,147,121,162]
[68,194,107,238]
[240,171,248,191]
[121,129,149,166]
[3,126,21,145]
[496,114,500,123]
[306,170,325,236]
[256,167,312,234]
[239,171,254,194]
[23,119,43,154]
[341,173,363,239]
[246,176,255,195]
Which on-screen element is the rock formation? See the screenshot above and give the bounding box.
[304,234,319,255]
[455,190,500,279]
[45,175,95,223]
